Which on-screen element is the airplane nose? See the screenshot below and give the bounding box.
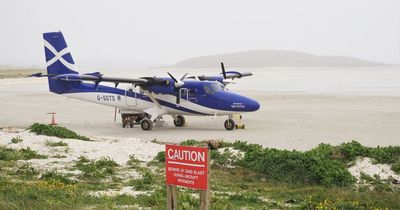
[247,98,260,111]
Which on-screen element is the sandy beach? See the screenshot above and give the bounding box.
[1,67,399,150]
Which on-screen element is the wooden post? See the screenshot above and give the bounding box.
[200,146,210,210]
[167,185,178,210]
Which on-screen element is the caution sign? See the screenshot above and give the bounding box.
[165,144,209,190]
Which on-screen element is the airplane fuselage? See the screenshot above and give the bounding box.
[60,78,260,116]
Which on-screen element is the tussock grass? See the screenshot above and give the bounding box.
[29,123,91,141]
[10,136,23,144]
[0,146,47,160]
[74,156,119,179]
[45,140,68,147]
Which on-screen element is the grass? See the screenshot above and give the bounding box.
[128,170,155,191]
[11,136,23,144]
[29,123,91,141]
[0,139,399,209]
[45,140,68,147]
[40,171,77,185]
[52,154,67,158]
[74,156,119,179]
[0,146,47,160]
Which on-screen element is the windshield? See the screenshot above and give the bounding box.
[203,83,223,95]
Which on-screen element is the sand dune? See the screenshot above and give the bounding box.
[173,49,390,68]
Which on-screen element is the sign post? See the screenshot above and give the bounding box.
[165,144,210,210]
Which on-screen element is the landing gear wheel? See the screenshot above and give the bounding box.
[224,119,235,130]
[173,115,185,127]
[140,118,153,131]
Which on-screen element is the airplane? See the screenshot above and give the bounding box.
[31,31,260,131]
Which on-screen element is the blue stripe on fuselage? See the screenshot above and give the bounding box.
[60,82,208,115]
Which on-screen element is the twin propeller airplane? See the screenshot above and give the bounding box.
[32,31,260,131]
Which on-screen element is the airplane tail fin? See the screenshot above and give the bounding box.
[43,31,79,93]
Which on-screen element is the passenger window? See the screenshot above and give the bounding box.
[189,89,197,95]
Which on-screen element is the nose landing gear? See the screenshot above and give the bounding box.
[224,114,245,130]
[224,119,235,130]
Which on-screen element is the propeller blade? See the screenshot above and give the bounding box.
[180,73,188,81]
[167,72,184,88]
[221,62,227,79]
[167,72,178,83]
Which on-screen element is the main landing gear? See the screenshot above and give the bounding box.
[140,118,153,131]
[224,114,245,130]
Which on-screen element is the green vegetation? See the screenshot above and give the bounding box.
[40,171,77,185]
[0,139,399,209]
[218,140,400,186]
[15,164,39,179]
[74,156,119,179]
[153,151,165,163]
[29,123,91,141]
[52,154,67,158]
[11,136,23,144]
[45,140,68,147]
[0,146,47,160]
[128,170,155,191]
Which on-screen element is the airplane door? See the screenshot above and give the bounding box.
[125,86,137,107]
[179,88,189,103]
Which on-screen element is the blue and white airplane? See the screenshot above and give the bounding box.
[32,31,260,131]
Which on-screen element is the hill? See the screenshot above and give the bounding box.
[173,49,389,68]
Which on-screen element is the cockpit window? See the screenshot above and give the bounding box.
[203,83,224,95]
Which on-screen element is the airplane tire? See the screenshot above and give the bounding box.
[141,118,153,131]
[173,115,185,127]
[224,119,235,130]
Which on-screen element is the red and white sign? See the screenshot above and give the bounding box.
[165,144,208,190]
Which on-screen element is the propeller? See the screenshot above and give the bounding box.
[221,62,227,79]
[167,72,187,105]
[167,72,184,88]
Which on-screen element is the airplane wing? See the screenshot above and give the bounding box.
[30,72,169,87]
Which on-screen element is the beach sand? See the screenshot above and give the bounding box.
[1,74,399,150]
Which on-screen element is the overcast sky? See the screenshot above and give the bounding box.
[0,0,399,68]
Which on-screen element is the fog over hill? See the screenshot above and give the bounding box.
[173,50,390,68]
